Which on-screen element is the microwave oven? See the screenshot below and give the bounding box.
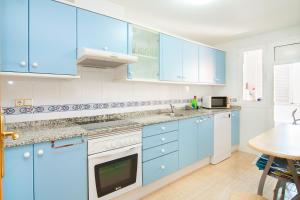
[202,96,230,109]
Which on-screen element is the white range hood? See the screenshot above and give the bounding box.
[77,48,138,69]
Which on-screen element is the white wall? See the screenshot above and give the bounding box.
[0,67,216,123]
[214,25,300,153]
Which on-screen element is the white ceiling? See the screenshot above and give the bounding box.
[108,0,300,45]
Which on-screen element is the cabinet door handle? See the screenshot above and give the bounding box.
[160,165,165,170]
[161,149,165,153]
[37,149,44,156]
[19,61,27,67]
[51,138,85,149]
[23,152,31,159]
[161,137,166,142]
[161,126,166,131]
[32,62,39,68]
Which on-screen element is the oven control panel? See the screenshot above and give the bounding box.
[88,131,142,155]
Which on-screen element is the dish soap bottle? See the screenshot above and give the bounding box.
[191,96,198,109]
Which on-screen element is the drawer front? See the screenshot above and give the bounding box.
[143,141,178,162]
[143,151,179,185]
[143,121,178,138]
[143,130,178,150]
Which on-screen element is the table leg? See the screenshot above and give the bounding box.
[258,156,274,196]
[287,160,300,198]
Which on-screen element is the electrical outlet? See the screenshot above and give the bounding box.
[15,99,25,107]
[14,98,33,107]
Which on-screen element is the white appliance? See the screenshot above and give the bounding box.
[84,120,142,200]
[211,112,232,164]
[202,96,230,109]
[77,48,138,69]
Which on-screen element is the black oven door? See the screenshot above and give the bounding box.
[94,154,138,198]
[211,97,228,108]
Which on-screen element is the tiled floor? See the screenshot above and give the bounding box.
[142,152,283,200]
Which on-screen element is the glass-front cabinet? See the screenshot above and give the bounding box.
[128,24,160,80]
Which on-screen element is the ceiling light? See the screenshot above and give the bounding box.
[178,0,215,6]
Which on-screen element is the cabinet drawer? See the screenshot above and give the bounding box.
[143,121,178,137]
[143,141,178,162]
[143,151,178,185]
[143,130,178,150]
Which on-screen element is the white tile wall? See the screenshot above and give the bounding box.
[1,67,216,122]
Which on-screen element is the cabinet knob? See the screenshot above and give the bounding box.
[37,149,44,156]
[160,165,165,170]
[32,62,39,68]
[103,46,109,51]
[161,137,166,142]
[19,61,27,67]
[23,152,31,159]
[161,149,165,153]
[161,126,166,130]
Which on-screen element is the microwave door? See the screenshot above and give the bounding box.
[211,97,227,108]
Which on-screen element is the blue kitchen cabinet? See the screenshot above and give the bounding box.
[160,34,183,81]
[3,145,34,200]
[77,9,128,54]
[0,0,29,72]
[198,45,215,83]
[214,49,226,84]
[231,111,240,145]
[198,116,213,160]
[178,118,199,169]
[182,41,199,82]
[29,0,77,75]
[34,137,88,200]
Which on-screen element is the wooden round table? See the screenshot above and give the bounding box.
[249,124,300,200]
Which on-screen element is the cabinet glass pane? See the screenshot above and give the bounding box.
[129,25,159,80]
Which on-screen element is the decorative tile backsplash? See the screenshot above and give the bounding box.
[3,98,193,115]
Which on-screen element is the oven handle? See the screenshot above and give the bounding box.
[89,144,141,159]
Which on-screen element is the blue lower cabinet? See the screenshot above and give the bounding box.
[143,151,178,185]
[34,137,87,200]
[231,111,240,145]
[198,116,213,160]
[143,130,178,150]
[29,0,77,75]
[143,141,178,162]
[178,118,199,169]
[3,145,34,200]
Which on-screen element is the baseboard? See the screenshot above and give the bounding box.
[113,157,211,200]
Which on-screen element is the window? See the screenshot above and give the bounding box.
[274,62,300,104]
[242,49,263,101]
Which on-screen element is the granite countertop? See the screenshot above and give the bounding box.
[4,106,241,148]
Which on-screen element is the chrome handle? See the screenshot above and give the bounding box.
[161,137,166,142]
[161,126,166,131]
[23,152,31,159]
[37,149,44,156]
[161,165,165,170]
[19,61,27,67]
[161,149,165,153]
[51,137,85,149]
[32,62,39,68]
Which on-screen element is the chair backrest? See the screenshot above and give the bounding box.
[292,109,298,125]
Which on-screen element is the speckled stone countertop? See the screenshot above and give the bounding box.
[4,106,241,148]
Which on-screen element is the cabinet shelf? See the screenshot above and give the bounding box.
[132,53,158,60]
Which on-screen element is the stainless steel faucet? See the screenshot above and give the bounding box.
[170,104,175,113]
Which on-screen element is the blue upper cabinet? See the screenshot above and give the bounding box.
[3,145,34,200]
[178,118,199,169]
[214,49,226,84]
[77,9,127,54]
[182,41,199,82]
[231,111,240,145]
[34,137,88,200]
[198,116,213,160]
[160,34,183,81]
[0,0,29,72]
[198,45,215,83]
[29,0,77,75]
